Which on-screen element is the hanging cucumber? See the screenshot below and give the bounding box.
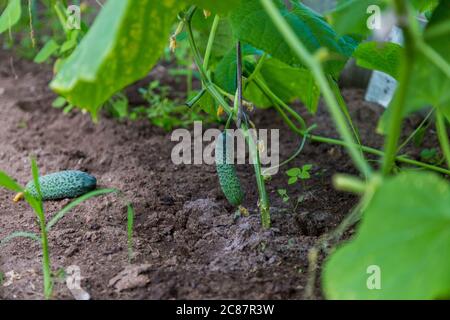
[14,170,97,202]
[215,132,245,206]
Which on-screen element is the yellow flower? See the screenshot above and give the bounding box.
[217,105,225,117]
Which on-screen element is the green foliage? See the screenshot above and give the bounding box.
[328,0,387,37]
[1,161,132,298]
[192,11,235,61]
[286,165,312,185]
[229,0,358,76]
[0,0,21,34]
[34,39,60,63]
[277,188,289,203]
[405,0,450,118]
[50,0,185,119]
[353,41,403,79]
[420,148,441,165]
[323,172,450,299]
[0,170,23,192]
[251,58,320,113]
[130,81,212,131]
[189,0,242,14]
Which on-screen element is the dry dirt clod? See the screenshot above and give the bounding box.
[109,264,153,292]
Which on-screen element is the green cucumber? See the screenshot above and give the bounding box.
[215,132,245,206]
[25,170,97,201]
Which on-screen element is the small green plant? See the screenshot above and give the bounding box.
[276,188,304,213]
[420,148,442,165]
[127,81,212,130]
[286,164,312,187]
[0,159,134,299]
[277,188,289,203]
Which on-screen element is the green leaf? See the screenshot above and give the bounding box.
[246,57,321,113]
[214,44,259,95]
[189,0,242,14]
[229,0,358,76]
[0,0,21,34]
[1,231,40,247]
[328,0,387,37]
[299,171,310,180]
[288,176,298,185]
[46,188,118,231]
[0,171,23,192]
[411,0,439,12]
[302,164,313,172]
[323,172,450,299]
[30,158,42,201]
[379,1,450,132]
[34,39,60,64]
[352,41,403,80]
[193,13,235,63]
[406,0,450,113]
[127,203,135,260]
[50,0,184,120]
[52,96,67,108]
[286,167,301,177]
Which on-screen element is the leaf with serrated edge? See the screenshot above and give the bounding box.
[230,0,358,76]
[50,0,184,119]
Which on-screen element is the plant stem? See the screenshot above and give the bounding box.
[237,41,270,228]
[252,60,450,176]
[397,108,434,153]
[237,41,244,127]
[417,41,450,79]
[244,53,267,86]
[253,76,307,130]
[185,7,271,228]
[260,0,372,179]
[436,110,450,169]
[203,14,220,70]
[272,96,450,176]
[328,76,362,147]
[381,0,416,175]
[36,208,52,299]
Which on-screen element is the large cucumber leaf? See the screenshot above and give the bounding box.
[0,0,21,34]
[214,47,320,113]
[190,0,242,14]
[50,0,184,119]
[245,58,320,113]
[352,41,403,80]
[328,0,387,38]
[229,0,358,77]
[192,11,235,64]
[323,172,450,299]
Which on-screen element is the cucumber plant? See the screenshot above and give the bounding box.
[0,160,134,299]
[2,0,450,299]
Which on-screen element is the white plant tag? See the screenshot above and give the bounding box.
[365,26,403,108]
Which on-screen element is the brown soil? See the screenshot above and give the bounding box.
[0,50,439,300]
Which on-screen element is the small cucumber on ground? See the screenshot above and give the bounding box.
[15,170,97,202]
[215,132,244,206]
